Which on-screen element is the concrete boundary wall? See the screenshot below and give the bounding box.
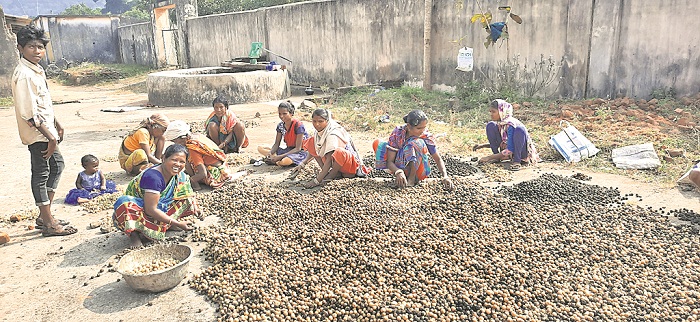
[34,16,121,64]
[118,22,156,67]
[0,6,18,97]
[183,0,699,98]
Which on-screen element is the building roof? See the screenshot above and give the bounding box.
[4,13,32,33]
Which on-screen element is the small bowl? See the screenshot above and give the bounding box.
[116,244,193,293]
[305,87,315,95]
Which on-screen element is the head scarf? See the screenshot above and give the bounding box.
[164,120,191,141]
[494,99,540,164]
[314,110,352,156]
[130,113,170,135]
[495,99,523,128]
[149,113,170,128]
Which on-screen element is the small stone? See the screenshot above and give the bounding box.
[667,149,684,157]
[0,232,10,245]
[300,100,317,110]
[680,97,695,106]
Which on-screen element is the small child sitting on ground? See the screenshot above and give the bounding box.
[65,154,117,205]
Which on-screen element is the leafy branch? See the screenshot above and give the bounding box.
[469,1,522,48]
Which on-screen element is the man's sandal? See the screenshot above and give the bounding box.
[41,225,78,237]
[36,218,70,230]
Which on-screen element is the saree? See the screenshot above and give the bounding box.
[206,111,237,135]
[187,136,231,189]
[119,128,155,173]
[314,119,352,157]
[306,115,370,176]
[206,111,249,151]
[375,125,435,181]
[113,169,197,240]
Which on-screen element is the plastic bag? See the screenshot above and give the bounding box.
[456,47,473,72]
[548,121,600,162]
[612,143,661,169]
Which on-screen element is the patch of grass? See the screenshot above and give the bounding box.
[324,84,700,186]
[0,96,13,108]
[66,62,153,78]
[55,62,154,86]
[650,87,676,100]
[331,85,496,131]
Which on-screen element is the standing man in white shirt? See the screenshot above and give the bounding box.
[12,25,77,237]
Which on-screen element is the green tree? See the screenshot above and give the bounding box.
[198,0,306,16]
[115,0,309,21]
[102,0,131,14]
[118,0,152,22]
[127,0,152,13]
[62,4,103,15]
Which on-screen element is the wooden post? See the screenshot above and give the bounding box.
[423,0,432,91]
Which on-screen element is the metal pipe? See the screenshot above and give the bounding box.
[261,48,293,63]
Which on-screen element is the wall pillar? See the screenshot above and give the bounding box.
[0,6,19,96]
[175,0,197,68]
[151,0,197,68]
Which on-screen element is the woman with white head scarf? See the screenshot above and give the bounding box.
[292,109,369,188]
[164,120,231,190]
[473,99,539,171]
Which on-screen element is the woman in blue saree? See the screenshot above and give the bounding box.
[113,144,199,248]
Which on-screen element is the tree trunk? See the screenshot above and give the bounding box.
[423,0,432,91]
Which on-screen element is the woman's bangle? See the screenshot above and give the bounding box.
[395,169,404,176]
[168,218,173,226]
[313,178,320,185]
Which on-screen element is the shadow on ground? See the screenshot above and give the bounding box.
[59,232,129,267]
[84,280,159,314]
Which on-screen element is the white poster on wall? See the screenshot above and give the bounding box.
[456,47,473,72]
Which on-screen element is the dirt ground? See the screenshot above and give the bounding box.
[1,81,699,321]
